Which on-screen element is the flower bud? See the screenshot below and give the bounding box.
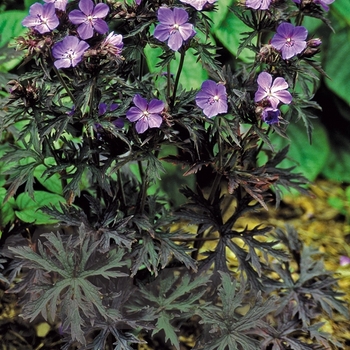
[300,38,322,58]
[307,38,322,48]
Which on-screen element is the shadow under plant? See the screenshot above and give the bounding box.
[0,0,349,348]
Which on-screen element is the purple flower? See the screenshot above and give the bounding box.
[271,23,308,60]
[292,0,334,11]
[195,80,228,118]
[22,2,59,34]
[126,95,164,134]
[99,102,124,128]
[261,108,280,125]
[178,0,216,11]
[100,31,123,56]
[52,36,89,69]
[69,0,109,40]
[314,0,335,11]
[153,7,196,52]
[255,72,292,108]
[43,0,68,11]
[246,0,271,10]
[340,256,350,266]
[99,102,119,116]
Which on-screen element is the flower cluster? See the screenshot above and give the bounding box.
[19,0,325,131]
[22,0,120,69]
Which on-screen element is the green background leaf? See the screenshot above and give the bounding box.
[261,119,330,185]
[15,191,65,224]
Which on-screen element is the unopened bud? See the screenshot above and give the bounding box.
[301,38,322,58]
[307,38,322,48]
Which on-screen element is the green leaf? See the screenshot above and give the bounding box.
[267,119,330,183]
[198,272,276,350]
[212,10,255,63]
[324,28,350,104]
[153,314,180,350]
[139,272,209,349]
[0,11,27,48]
[34,161,64,195]
[15,191,65,224]
[0,187,16,227]
[9,230,129,345]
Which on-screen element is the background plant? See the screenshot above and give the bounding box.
[0,0,349,349]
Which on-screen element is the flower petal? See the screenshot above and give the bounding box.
[257,72,272,91]
[277,23,294,38]
[272,90,292,105]
[42,2,56,17]
[157,7,175,25]
[203,103,221,118]
[126,107,142,122]
[293,26,308,41]
[262,108,280,124]
[271,77,289,92]
[270,35,286,51]
[148,99,164,113]
[22,16,40,28]
[69,10,87,25]
[167,31,183,51]
[147,114,163,128]
[178,23,195,41]
[154,24,171,42]
[93,19,109,34]
[133,94,148,111]
[267,96,280,109]
[92,3,109,18]
[54,58,72,69]
[99,103,107,115]
[35,23,52,34]
[78,23,94,39]
[28,2,44,16]
[173,7,189,25]
[79,0,94,15]
[136,118,149,133]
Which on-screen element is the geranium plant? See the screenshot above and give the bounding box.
[0,0,348,348]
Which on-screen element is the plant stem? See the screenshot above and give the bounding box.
[166,63,171,101]
[52,65,75,104]
[138,159,147,214]
[170,51,186,109]
[117,169,126,208]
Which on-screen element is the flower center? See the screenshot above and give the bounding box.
[65,49,76,61]
[36,14,47,25]
[285,37,294,47]
[208,95,220,105]
[171,24,180,34]
[142,110,149,118]
[87,15,94,24]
